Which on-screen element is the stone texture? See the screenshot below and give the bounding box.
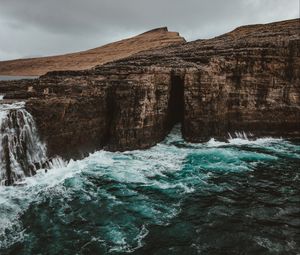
[0,19,299,161]
[0,68,177,159]
[101,18,300,141]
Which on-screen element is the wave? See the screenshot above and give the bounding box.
[0,125,299,252]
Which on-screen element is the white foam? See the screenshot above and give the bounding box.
[228,137,283,146]
[206,136,284,147]
[206,138,227,147]
[0,125,298,251]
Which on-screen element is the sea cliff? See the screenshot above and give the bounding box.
[0,19,299,163]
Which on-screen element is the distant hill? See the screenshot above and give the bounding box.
[0,27,185,76]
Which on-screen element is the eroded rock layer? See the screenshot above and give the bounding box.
[0,19,299,162]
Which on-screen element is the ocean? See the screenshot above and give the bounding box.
[0,126,299,254]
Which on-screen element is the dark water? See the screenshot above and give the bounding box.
[0,76,38,81]
[0,127,299,254]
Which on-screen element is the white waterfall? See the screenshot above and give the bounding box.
[0,101,48,185]
[228,131,254,140]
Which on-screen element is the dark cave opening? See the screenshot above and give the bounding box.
[104,87,116,145]
[168,74,185,131]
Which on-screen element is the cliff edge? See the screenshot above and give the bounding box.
[0,19,299,164]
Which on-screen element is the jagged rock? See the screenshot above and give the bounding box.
[0,19,299,161]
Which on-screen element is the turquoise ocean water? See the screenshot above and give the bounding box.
[0,126,299,254]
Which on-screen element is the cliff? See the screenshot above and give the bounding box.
[0,19,299,163]
[0,27,185,76]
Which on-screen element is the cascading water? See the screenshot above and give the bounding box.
[0,100,48,185]
[228,131,254,140]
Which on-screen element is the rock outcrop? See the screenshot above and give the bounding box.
[0,27,185,76]
[0,19,299,163]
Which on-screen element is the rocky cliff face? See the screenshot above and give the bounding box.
[0,19,299,164]
[0,67,176,159]
[100,19,300,141]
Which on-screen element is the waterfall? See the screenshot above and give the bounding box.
[228,131,254,140]
[0,101,47,185]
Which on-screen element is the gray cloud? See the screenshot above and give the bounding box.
[0,0,299,60]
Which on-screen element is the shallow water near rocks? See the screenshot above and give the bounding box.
[0,126,299,254]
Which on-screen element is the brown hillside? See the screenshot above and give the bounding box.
[0,27,185,76]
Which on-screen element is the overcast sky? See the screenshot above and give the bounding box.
[0,0,299,60]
